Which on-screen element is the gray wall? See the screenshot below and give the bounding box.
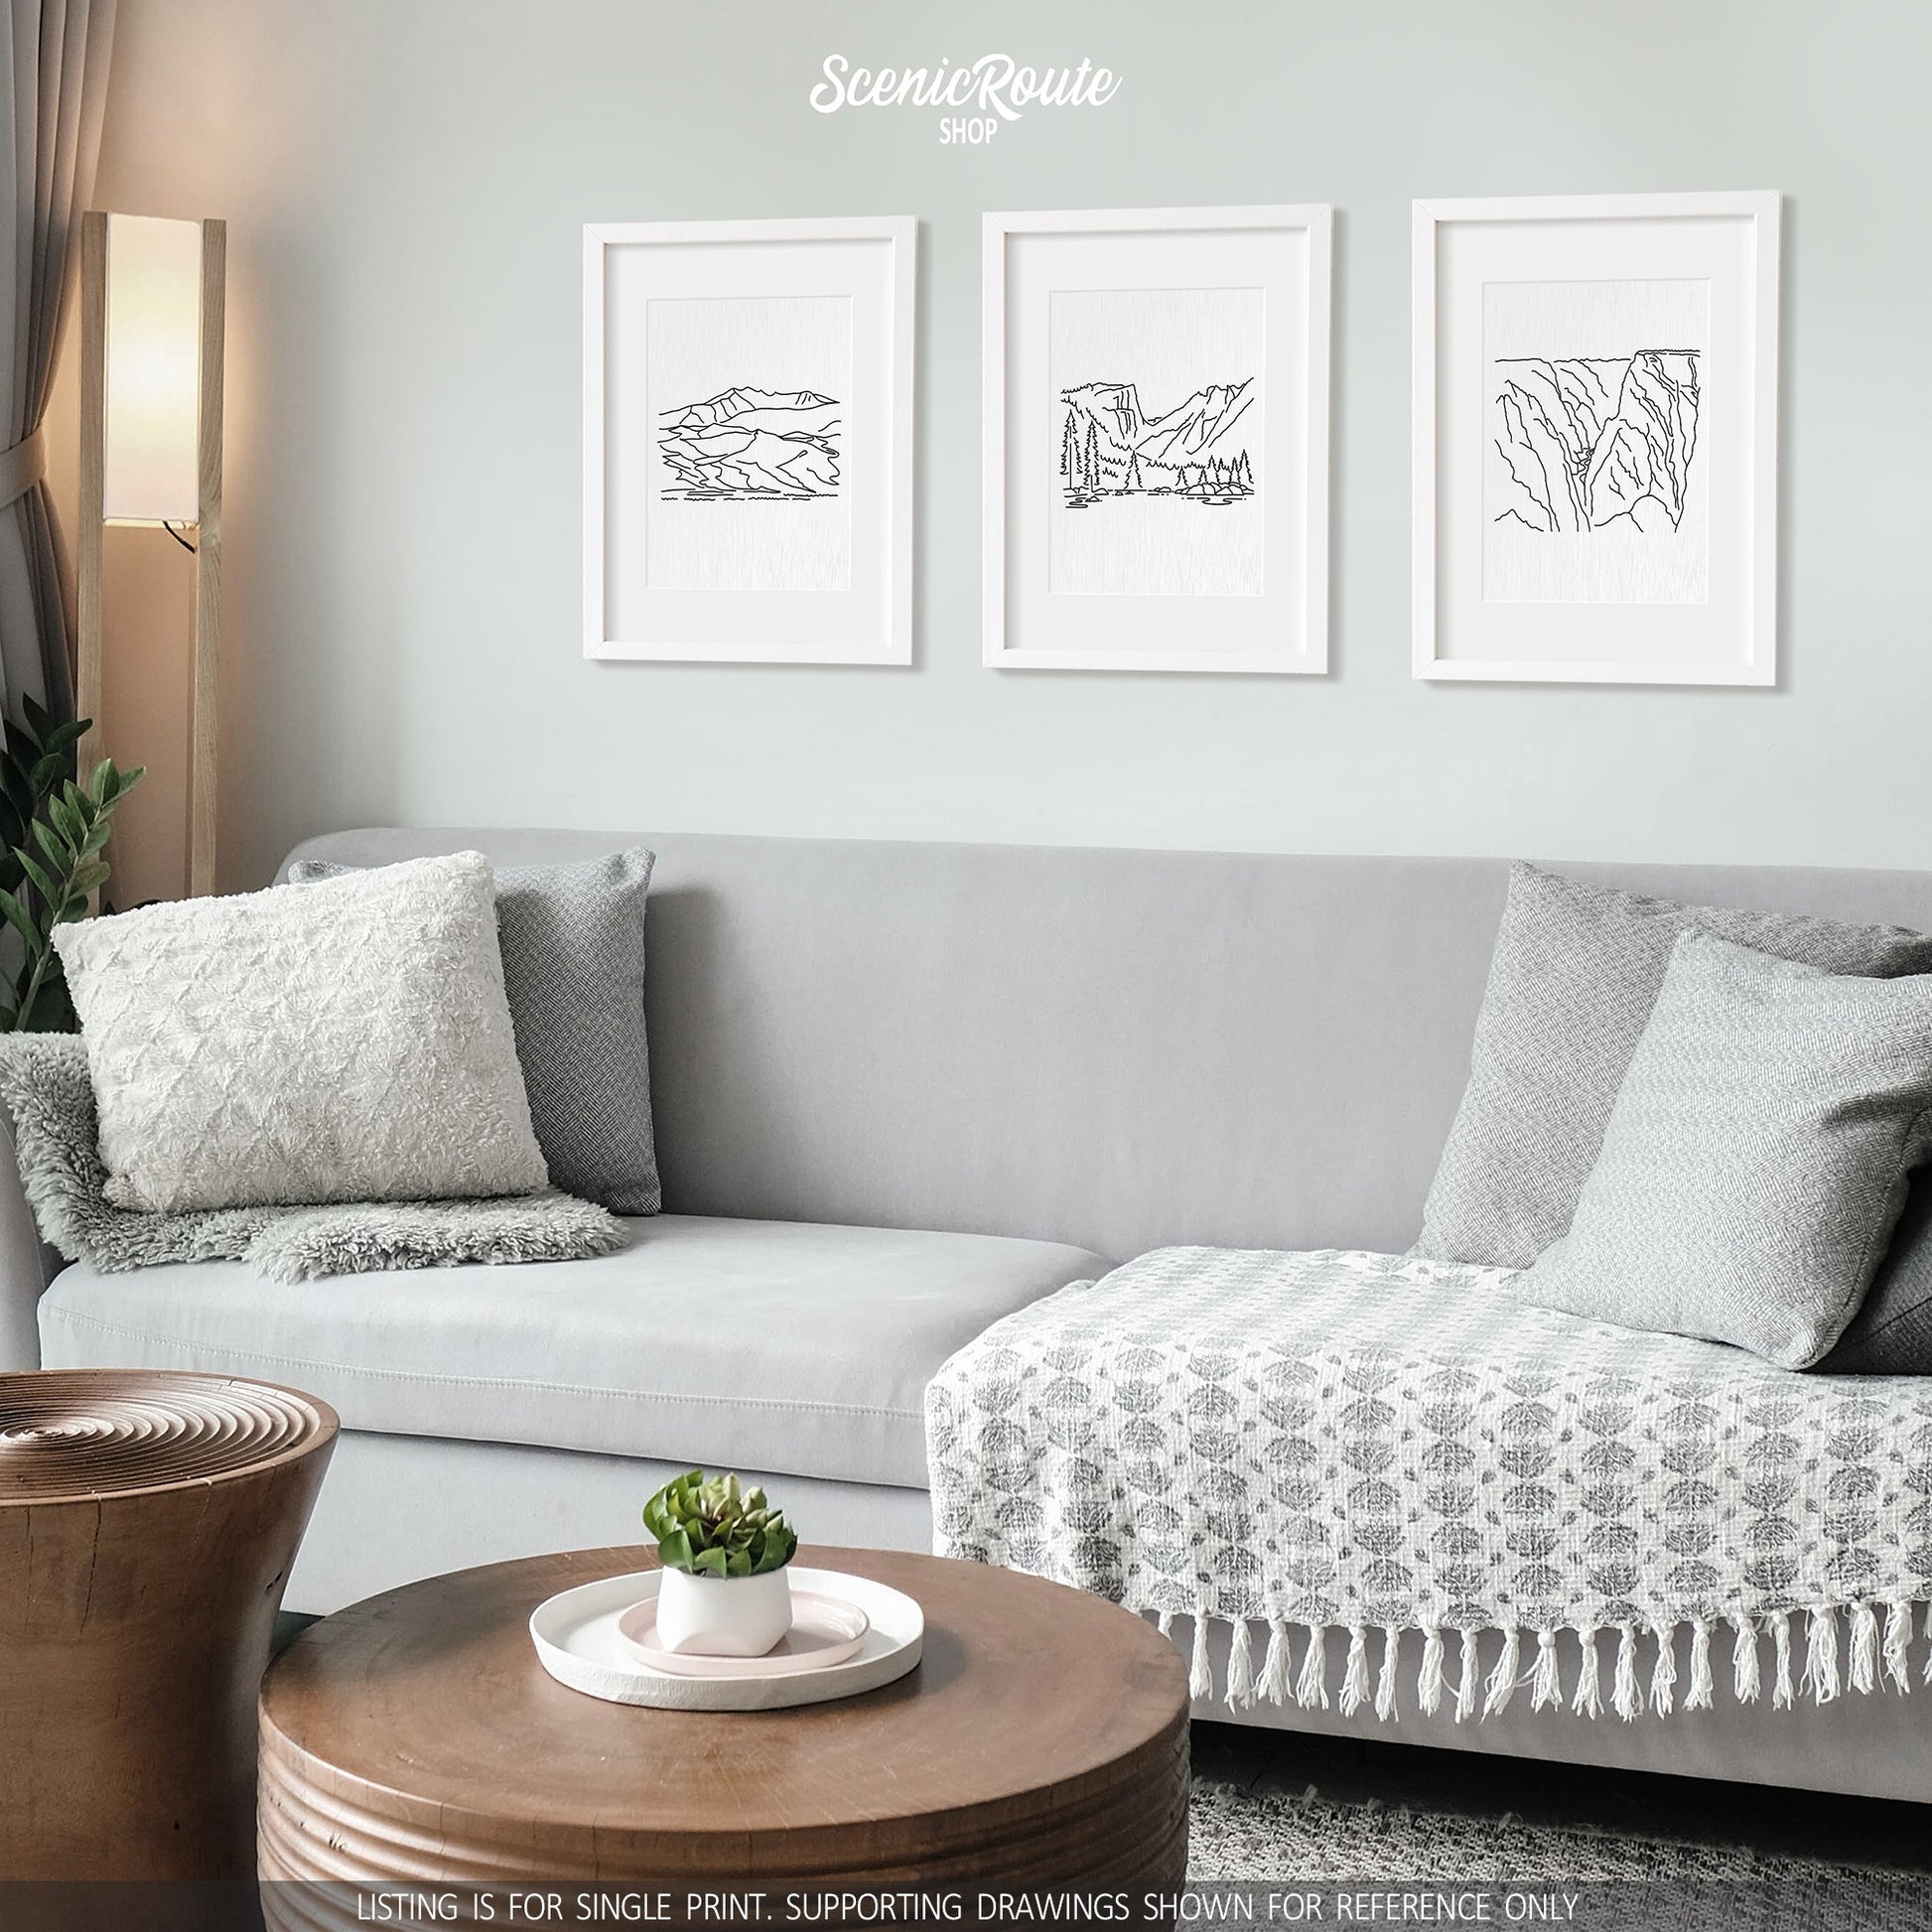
[57,0,1932,896]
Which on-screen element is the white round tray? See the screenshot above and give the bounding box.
[529,1567,924,1712]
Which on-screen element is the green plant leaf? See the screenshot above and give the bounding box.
[0,887,39,952]
[32,817,73,871]
[46,796,85,852]
[86,761,142,810]
[0,709,135,1035]
[14,847,61,909]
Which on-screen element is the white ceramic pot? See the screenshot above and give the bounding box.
[653,1565,792,1658]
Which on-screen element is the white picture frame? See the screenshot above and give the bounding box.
[1413,190,1780,687]
[584,216,915,665]
[983,205,1331,675]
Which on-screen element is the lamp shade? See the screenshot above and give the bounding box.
[101,213,204,526]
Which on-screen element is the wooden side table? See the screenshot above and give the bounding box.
[260,1544,1189,1888]
[0,1368,338,1878]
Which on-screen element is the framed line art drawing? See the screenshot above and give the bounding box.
[983,206,1331,674]
[1413,191,1780,686]
[584,216,914,664]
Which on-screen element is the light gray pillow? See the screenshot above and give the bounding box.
[56,851,546,1213]
[1517,932,1932,1369]
[289,849,659,1215]
[1416,864,1932,1268]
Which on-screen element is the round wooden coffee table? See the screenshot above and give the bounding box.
[258,1545,1188,1887]
[0,1368,338,1878]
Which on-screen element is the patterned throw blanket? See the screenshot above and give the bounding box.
[926,1248,1932,1722]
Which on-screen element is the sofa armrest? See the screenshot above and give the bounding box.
[0,1102,59,1369]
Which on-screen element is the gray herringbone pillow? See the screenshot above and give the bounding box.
[1415,864,1932,1268]
[290,849,659,1215]
[1517,932,1932,1368]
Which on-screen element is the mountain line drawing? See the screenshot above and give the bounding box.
[1058,377,1258,507]
[657,386,842,500]
[1491,350,1700,536]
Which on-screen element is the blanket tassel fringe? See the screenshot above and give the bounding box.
[1650,1621,1678,1717]
[1529,1628,1561,1714]
[1224,1615,1255,1708]
[1417,1625,1446,1718]
[1802,1604,1840,1707]
[1850,1600,1877,1698]
[1187,1614,1214,1703]
[1612,1623,1642,1722]
[1686,1620,1715,1713]
[1154,1599,1925,1722]
[1729,1612,1759,1705]
[1375,1626,1401,1722]
[1886,1600,1913,1696]
[1297,1625,1329,1712]
[1483,1625,1521,1719]
[1572,1628,1601,1720]
[1257,1619,1295,1707]
[1338,1625,1372,1718]
[1454,1628,1478,1725]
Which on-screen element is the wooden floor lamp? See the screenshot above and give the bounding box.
[75,210,225,897]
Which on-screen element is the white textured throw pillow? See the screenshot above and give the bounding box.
[55,851,547,1212]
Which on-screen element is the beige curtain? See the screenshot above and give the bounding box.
[0,0,116,725]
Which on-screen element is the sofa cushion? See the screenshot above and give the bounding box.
[35,1214,1107,1490]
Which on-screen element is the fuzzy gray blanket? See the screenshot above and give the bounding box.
[0,1034,627,1283]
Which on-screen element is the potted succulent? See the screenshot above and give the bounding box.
[642,1470,798,1657]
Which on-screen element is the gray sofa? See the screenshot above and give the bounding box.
[8,827,1932,1802]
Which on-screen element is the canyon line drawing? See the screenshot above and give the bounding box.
[656,386,842,501]
[1490,349,1701,537]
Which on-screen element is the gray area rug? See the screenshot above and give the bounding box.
[1189,1781,1932,1927]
